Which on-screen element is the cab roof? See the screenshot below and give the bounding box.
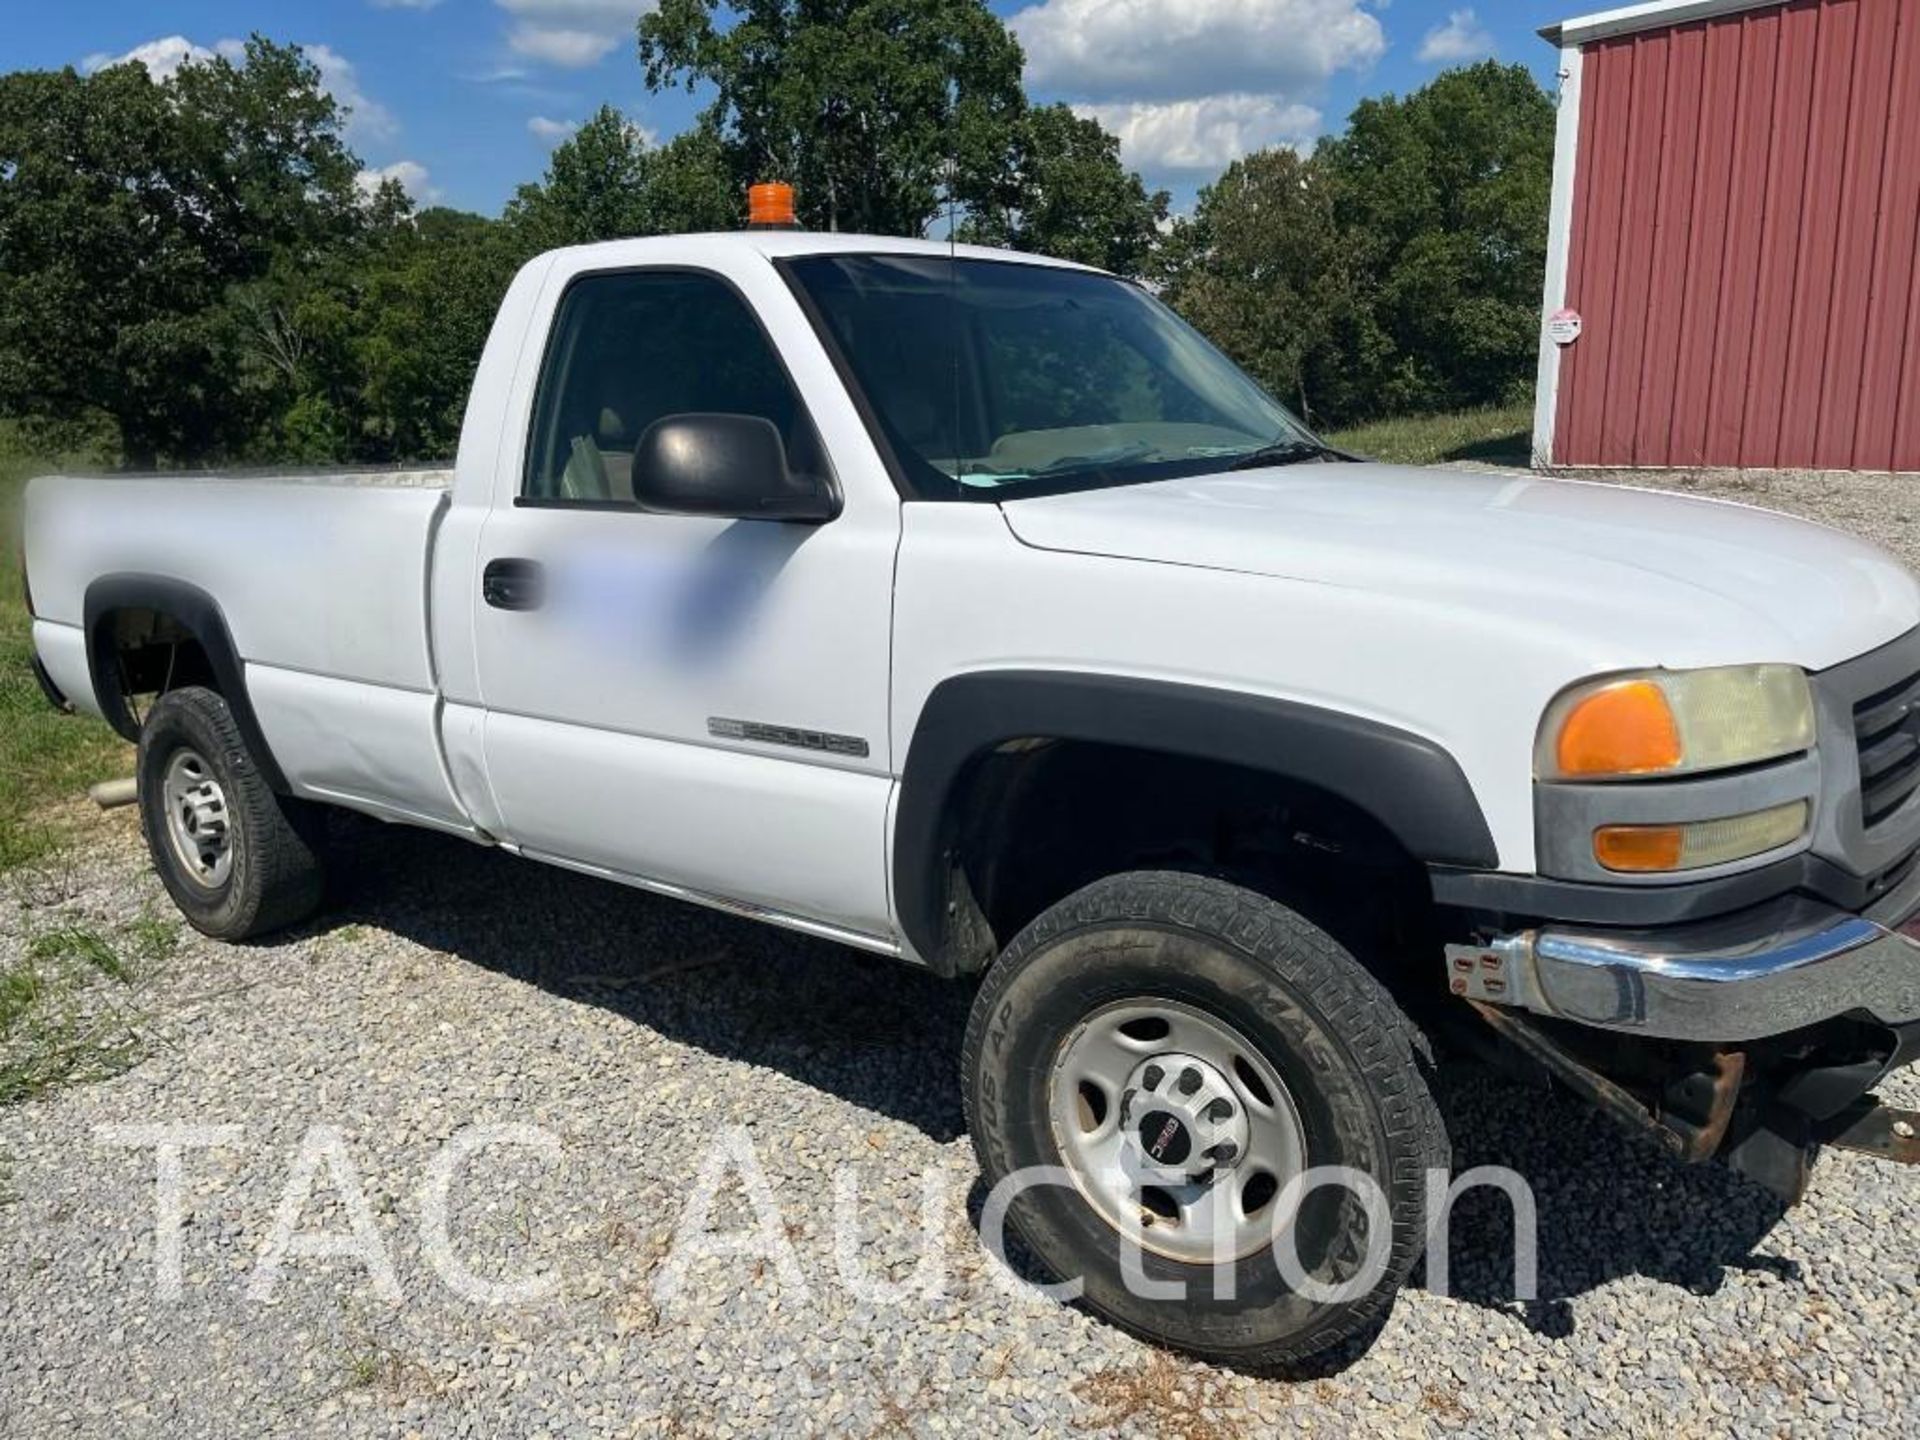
[545,229,1105,274]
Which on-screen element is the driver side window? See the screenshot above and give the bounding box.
[522,269,830,504]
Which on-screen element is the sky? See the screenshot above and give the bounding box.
[6,0,1580,217]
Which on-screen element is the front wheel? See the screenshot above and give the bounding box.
[137,686,325,940]
[961,871,1448,1368]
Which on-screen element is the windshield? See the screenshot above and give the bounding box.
[782,255,1322,500]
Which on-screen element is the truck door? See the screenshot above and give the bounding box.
[467,259,900,945]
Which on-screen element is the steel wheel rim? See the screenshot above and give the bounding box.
[160,748,233,889]
[1049,997,1309,1265]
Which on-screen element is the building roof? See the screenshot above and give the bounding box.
[1541,0,1787,47]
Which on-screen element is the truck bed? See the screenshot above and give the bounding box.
[33,463,453,489]
[24,467,474,835]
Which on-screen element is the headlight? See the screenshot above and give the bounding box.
[1537,664,1814,782]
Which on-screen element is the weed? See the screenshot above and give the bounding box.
[1,920,157,1105]
[0,966,44,1031]
[1419,1382,1472,1423]
[335,1334,442,1400]
[29,926,130,981]
[1074,1352,1242,1440]
[861,1380,933,1440]
[0,1011,145,1106]
[121,914,181,965]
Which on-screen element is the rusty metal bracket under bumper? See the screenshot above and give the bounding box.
[1826,1099,1920,1164]
[1447,869,1920,1043]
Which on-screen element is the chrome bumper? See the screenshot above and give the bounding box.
[1447,869,1920,1043]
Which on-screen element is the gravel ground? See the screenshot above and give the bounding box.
[1573,466,1920,573]
[3,468,1919,1440]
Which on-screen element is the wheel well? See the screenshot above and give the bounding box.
[931,739,1439,982]
[82,576,290,793]
[92,606,218,736]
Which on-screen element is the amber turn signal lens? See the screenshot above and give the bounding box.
[1554,679,1683,779]
[1593,801,1809,873]
[1592,824,1686,872]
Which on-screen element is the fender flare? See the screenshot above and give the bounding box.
[893,671,1499,966]
[82,574,290,793]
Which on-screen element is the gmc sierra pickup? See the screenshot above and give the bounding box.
[21,230,1920,1367]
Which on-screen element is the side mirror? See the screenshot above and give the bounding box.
[631,413,837,522]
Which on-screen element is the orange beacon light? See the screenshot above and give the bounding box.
[747,182,798,230]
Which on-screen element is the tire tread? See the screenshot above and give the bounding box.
[138,686,324,939]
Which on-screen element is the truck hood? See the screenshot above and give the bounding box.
[998,463,1920,671]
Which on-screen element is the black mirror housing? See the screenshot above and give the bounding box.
[632,413,837,522]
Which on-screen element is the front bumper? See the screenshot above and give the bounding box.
[1447,857,1920,1043]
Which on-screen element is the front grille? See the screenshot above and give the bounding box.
[1853,665,1920,829]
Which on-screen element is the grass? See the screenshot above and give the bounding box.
[333,1331,444,1401]
[1326,402,1534,468]
[1073,1352,1243,1440]
[0,917,170,1106]
[1,422,133,872]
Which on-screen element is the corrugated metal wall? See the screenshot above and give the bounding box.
[1554,0,1920,469]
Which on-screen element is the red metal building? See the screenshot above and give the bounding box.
[1532,0,1920,470]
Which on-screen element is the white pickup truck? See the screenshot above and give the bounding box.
[22,230,1920,1366]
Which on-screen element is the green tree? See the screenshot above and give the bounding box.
[506,106,739,249]
[1314,61,1554,418]
[961,104,1168,277]
[638,0,1027,236]
[1160,148,1344,424]
[0,38,369,465]
[355,209,528,459]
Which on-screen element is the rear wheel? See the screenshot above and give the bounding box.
[137,686,324,939]
[962,870,1447,1368]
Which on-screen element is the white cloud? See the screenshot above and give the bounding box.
[496,0,648,17]
[356,160,439,203]
[1075,94,1322,172]
[528,115,580,142]
[508,27,622,67]
[1418,8,1496,64]
[1010,0,1384,103]
[304,43,398,144]
[496,0,654,69]
[82,36,226,81]
[81,37,396,147]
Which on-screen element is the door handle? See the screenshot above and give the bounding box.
[483,558,545,611]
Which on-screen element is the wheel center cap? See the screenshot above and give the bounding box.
[1136,1110,1192,1166]
[1119,1052,1251,1183]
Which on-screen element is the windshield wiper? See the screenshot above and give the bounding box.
[1225,437,1346,471]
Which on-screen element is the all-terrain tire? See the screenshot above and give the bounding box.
[137,686,325,940]
[962,870,1449,1369]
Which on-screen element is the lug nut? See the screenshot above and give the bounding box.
[1209,1141,1238,1164]
[1205,1098,1233,1122]
[1119,1088,1137,1122]
[1176,1067,1203,1096]
[1141,1064,1164,1091]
